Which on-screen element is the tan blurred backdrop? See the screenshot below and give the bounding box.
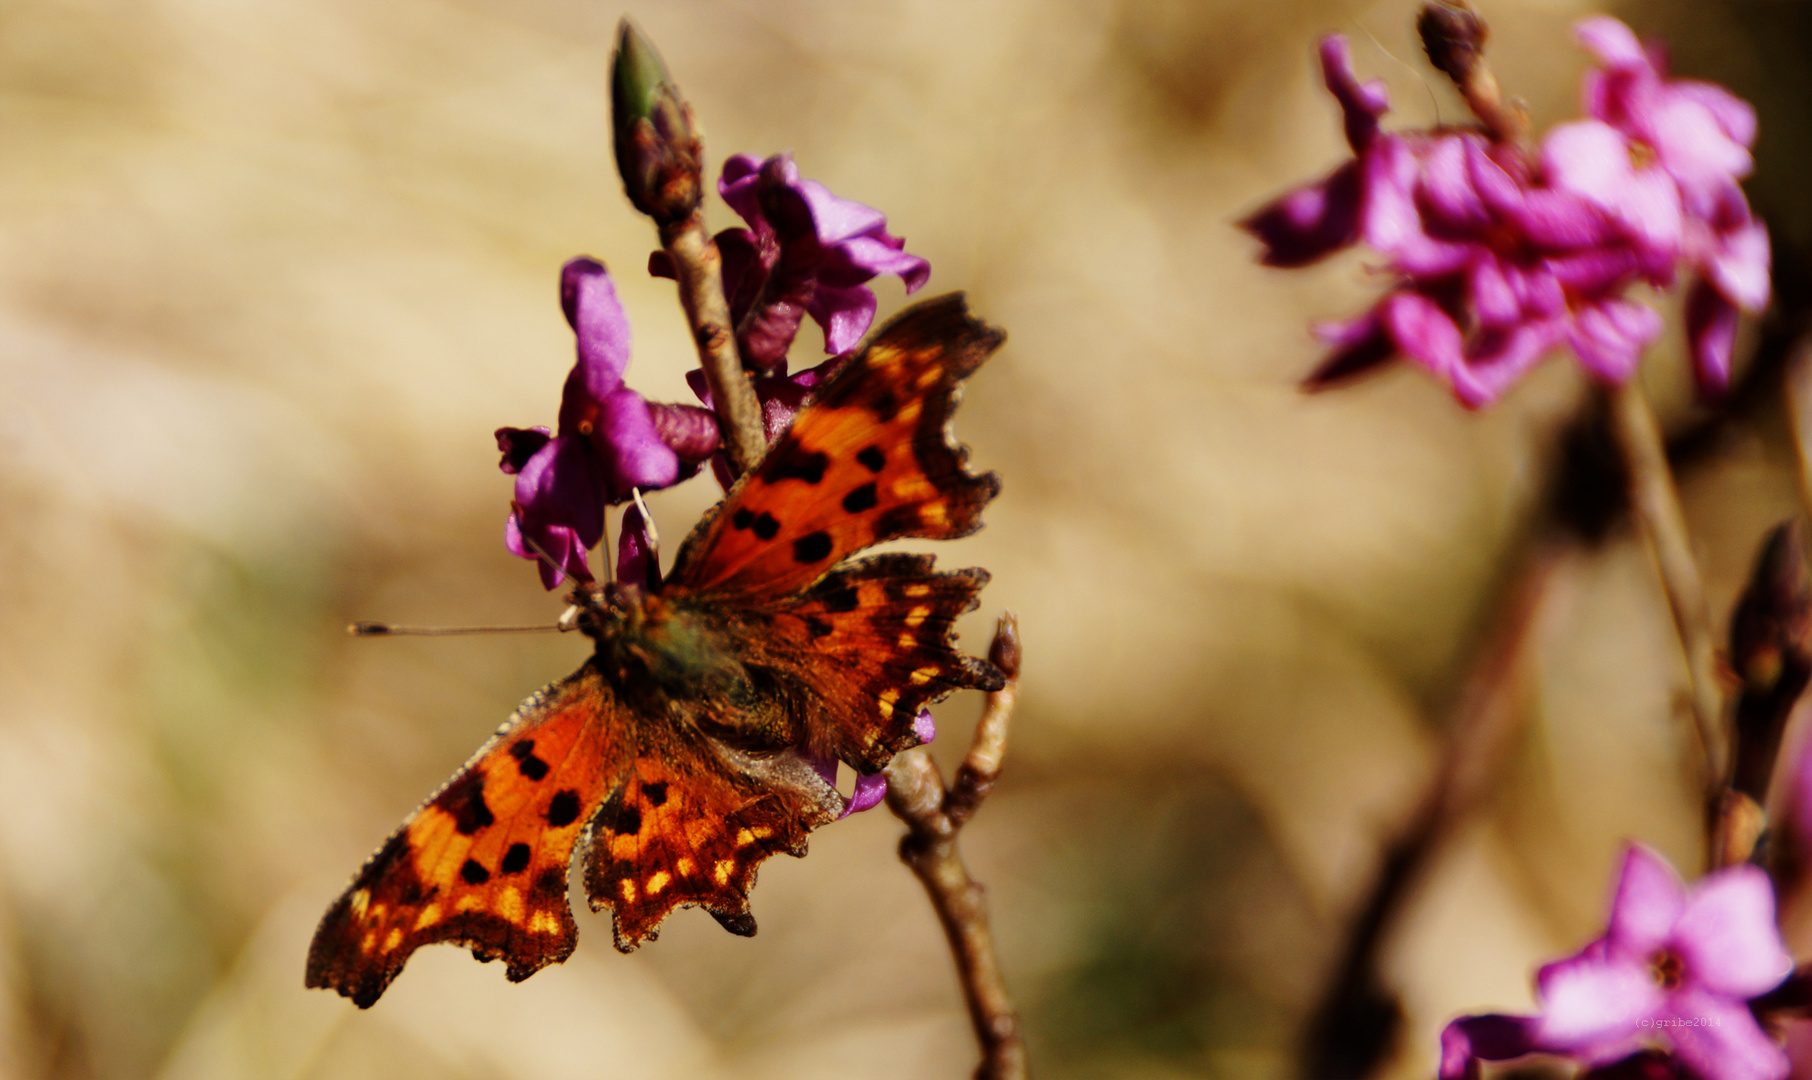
[3,1,1810,1077]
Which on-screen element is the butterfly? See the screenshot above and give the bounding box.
[306,293,1006,1008]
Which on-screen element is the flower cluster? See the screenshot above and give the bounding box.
[497,162,927,590]
[1440,845,1793,1080]
[1243,17,1767,407]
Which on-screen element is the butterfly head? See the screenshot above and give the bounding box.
[569,579,737,694]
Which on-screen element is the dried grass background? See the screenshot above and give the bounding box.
[2,1,1810,1078]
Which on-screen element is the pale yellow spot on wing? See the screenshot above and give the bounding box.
[713,859,735,885]
[367,904,388,924]
[456,895,480,913]
[735,828,755,847]
[903,583,932,598]
[676,858,695,877]
[891,476,936,501]
[499,887,524,924]
[911,666,939,685]
[921,502,948,526]
[530,911,560,935]
[360,931,376,954]
[898,631,917,649]
[905,605,932,628]
[916,367,940,389]
[349,889,371,917]
[413,904,442,931]
[647,871,671,896]
[898,401,922,424]
[750,825,773,840]
[620,879,638,902]
[383,928,403,952]
[878,688,900,718]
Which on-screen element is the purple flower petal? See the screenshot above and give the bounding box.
[559,258,634,394]
[1670,864,1791,999]
[507,434,602,590]
[717,152,765,224]
[496,426,552,475]
[1607,845,1688,956]
[1420,134,1492,231]
[1674,80,1757,150]
[840,772,888,818]
[1534,949,1662,1051]
[1543,121,1683,253]
[1665,989,1790,1080]
[1568,297,1662,383]
[1685,280,1741,399]
[1381,291,1465,382]
[1576,16,1648,71]
[590,387,680,502]
[793,173,888,246]
[645,401,721,466]
[1318,35,1390,153]
[616,501,661,590]
[1364,139,1472,275]
[1471,257,1522,329]
[807,283,879,356]
[1240,161,1363,268]
[1706,219,1771,313]
[913,707,936,744]
[1306,308,1398,388]
[1456,319,1566,407]
[1439,1014,1543,1080]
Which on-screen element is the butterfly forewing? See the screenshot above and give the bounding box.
[665,293,1004,604]
[306,664,628,1008]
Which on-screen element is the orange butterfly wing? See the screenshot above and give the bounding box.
[306,664,627,1008]
[664,292,1003,604]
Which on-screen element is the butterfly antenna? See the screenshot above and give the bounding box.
[350,621,566,637]
[630,486,662,567]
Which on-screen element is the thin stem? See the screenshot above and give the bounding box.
[1301,541,1570,1080]
[1605,380,1726,796]
[658,211,767,477]
[885,615,1027,1080]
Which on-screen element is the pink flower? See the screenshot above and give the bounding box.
[1550,17,1770,396]
[497,258,719,589]
[1244,20,1767,408]
[1439,845,1792,1080]
[652,155,929,374]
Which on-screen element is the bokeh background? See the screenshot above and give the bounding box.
[4,1,1812,1077]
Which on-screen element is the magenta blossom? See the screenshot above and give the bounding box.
[806,708,934,820]
[497,258,719,589]
[1551,16,1770,396]
[1439,844,1792,1080]
[653,154,929,375]
[1244,22,1766,408]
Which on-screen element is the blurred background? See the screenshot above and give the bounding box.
[4,1,1811,1077]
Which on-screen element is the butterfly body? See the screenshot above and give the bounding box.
[308,293,1004,1008]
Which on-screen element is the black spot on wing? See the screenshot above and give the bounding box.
[792,531,833,564]
[614,805,643,836]
[772,449,829,485]
[819,586,859,613]
[642,782,668,807]
[460,858,491,885]
[501,843,531,874]
[856,445,885,473]
[872,391,899,422]
[442,774,495,836]
[804,616,833,639]
[842,482,878,513]
[733,508,754,530]
[547,790,581,827]
[753,513,780,541]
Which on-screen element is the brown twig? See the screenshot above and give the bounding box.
[1605,379,1728,799]
[1418,1,1531,149]
[1300,540,1571,1080]
[658,213,768,476]
[885,615,1027,1080]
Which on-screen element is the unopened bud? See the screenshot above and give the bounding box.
[1418,2,1488,86]
[1729,521,1812,800]
[988,613,1021,681]
[611,20,703,225]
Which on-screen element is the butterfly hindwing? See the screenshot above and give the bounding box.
[665,293,1004,604]
[580,740,841,950]
[306,663,627,1008]
[728,554,1004,772]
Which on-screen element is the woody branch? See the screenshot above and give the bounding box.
[885,615,1027,1080]
[612,19,767,479]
